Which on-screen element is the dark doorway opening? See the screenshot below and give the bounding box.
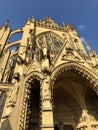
[63,125,74,130]
[28,79,40,130]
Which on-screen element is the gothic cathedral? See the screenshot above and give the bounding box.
[0,17,98,130]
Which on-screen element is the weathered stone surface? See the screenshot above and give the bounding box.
[0,17,98,130]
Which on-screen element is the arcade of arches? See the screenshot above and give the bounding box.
[53,70,98,130]
[22,70,98,130]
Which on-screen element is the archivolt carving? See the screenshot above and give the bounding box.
[61,46,81,62]
[24,71,43,80]
[19,74,42,130]
[51,63,98,95]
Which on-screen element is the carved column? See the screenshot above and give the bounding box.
[41,73,54,130]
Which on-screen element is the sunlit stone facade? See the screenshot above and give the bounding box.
[0,17,98,130]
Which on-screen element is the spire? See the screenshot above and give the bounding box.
[84,41,97,57]
[31,16,35,23]
[26,17,31,24]
[84,41,91,51]
[4,20,9,27]
[1,20,9,30]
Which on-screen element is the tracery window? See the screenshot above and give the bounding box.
[36,32,63,63]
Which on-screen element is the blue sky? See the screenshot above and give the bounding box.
[0,0,98,52]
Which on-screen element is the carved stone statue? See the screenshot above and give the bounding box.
[42,72,50,98]
[42,36,48,57]
[3,73,20,118]
[41,36,50,70]
[7,78,19,107]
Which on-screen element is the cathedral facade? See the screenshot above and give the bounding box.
[0,17,98,130]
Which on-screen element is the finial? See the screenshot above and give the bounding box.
[47,16,50,19]
[84,41,97,57]
[63,22,65,27]
[31,16,35,22]
[84,41,91,51]
[4,20,9,27]
[26,17,31,24]
[3,20,9,29]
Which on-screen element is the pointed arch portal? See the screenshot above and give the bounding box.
[28,79,40,130]
[22,74,43,130]
[52,63,98,130]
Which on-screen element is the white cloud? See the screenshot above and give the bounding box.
[10,46,16,53]
[11,48,15,53]
[80,37,86,43]
[78,24,85,30]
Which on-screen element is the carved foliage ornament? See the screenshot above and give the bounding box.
[62,47,80,62]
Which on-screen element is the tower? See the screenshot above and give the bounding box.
[0,17,98,130]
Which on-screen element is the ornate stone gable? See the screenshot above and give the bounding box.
[38,17,59,27]
[23,55,42,76]
[52,40,94,71]
[36,17,64,31]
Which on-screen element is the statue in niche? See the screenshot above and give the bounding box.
[7,73,20,107]
[41,36,50,71]
[3,73,20,117]
[42,36,48,57]
[42,72,50,98]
